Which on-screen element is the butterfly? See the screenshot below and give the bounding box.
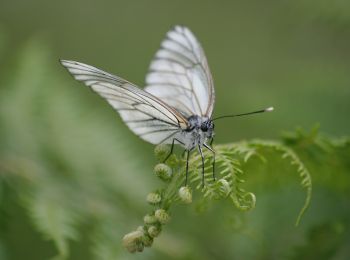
[60,25,273,186]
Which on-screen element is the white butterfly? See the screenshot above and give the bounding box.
[60,25,273,186]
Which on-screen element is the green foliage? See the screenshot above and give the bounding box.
[0,39,150,259]
[0,33,349,259]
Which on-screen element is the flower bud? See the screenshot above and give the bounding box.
[178,186,192,204]
[154,209,170,224]
[122,230,144,253]
[146,192,162,204]
[143,214,158,225]
[154,163,172,181]
[154,144,170,161]
[148,225,161,238]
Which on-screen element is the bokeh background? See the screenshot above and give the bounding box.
[0,0,349,259]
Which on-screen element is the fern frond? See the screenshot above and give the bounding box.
[182,143,258,211]
[123,138,315,252]
[23,189,81,258]
[247,140,312,226]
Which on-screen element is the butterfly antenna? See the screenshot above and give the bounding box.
[212,107,274,121]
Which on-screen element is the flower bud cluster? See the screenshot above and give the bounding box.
[178,186,192,204]
[154,209,171,224]
[143,214,158,225]
[154,163,172,181]
[123,190,171,253]
[146,192,162,205]
[122,230,144,253]
[148,225,161,238]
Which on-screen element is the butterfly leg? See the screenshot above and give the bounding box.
[204,143,216,181]
[198,145,205,188]
[163,138,184,163]
[210,137,214,146]
[185,149,191,186]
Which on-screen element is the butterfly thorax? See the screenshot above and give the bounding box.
[179,115,214,150]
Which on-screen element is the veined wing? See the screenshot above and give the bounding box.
[60,60,188,144]
[144,25,215,118]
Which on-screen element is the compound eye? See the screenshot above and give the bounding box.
[201,124,208,132]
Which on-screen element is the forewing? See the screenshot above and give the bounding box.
[144,25,215,118]
[60,60,188,144]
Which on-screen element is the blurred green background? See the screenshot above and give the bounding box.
[0,0,350,259]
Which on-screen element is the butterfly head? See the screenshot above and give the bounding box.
[186,115,214,142]
[201,119,214,135]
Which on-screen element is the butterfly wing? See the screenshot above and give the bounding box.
[60,60,188,144]
[144,26,215,118]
